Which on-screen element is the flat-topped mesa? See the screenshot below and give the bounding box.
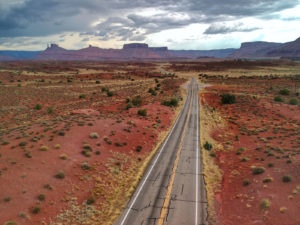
[123,43,149,49]
[150,47,168,51]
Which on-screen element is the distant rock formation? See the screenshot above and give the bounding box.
[230,42,282,58]
[2,37,299,61]
[123,43,149,49]
[266,37,300,58]
[231,37,300,59]
[35,43,236,60]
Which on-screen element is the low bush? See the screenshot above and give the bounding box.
[132,96,142,106]
[89,132,99,139]
[81,162,92,170]
[162,98,179,107]
[221,94,236,104]
[4,221,17,225]
[289,98,298,105]
[106,90,114,97]
[54,171,65,179]
[138,109,147,116]
[31,206,41,214]
[274,96,283,102]
[262,177,273,183]
[260,198,271,210]
[243,179,251,186]
[203,141,213,151]
[34,104,42,110]
[282,175,292,183]
[59,154,68,160]
[252,166,265,175]
[37,194,45,201]
[86,196,95,205]
[39,145,49,151]
[136,145,142,152]
[279,88,290,95]
[47,107,54,114]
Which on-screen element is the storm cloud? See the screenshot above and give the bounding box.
[0,0,299,49]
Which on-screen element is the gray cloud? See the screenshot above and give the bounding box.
[0,0,298,39]
[204,23,261,35]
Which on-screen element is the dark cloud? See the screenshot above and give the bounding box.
[0,0,298,39]
[204,23,260,35]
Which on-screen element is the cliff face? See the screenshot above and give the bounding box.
[230,42,282,58]
[231,37,300,59]
[266,37,300,58]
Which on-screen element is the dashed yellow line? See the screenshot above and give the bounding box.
[157,82,194,225]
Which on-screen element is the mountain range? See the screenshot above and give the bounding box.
[0,37,299,61]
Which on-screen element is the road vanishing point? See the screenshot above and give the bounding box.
[114,78,208,225]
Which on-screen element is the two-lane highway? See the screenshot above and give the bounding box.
[114,78,208,225]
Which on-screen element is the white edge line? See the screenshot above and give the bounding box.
[195,81,199,225]
[119,83,190,225]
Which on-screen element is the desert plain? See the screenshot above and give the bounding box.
[0,59,299,225]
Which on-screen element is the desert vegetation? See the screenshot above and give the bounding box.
[0,61,184,225]
[199,60,300,224]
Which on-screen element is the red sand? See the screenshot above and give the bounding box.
[202,79,300,225]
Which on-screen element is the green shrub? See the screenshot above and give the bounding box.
[289,98,298,105]
[252,166,265,175]
[81,162,92,170]
[221,94,236,104]
[203,141,213,151]
[260,198,271,210]
[126,102,133,110]
[34,104,42,110]
[132,96,142,106]
[4,221,17,225]
[43,184,53,190]
[95,80,101,84]
[55,171,65,179]
[274,96,283,102]
[106,90,114,97]
[243,179,251,186]
[86,196,95,205]
[136,145,142,152]
[37,194,45,201]
[162,98,179,107]
[79,94,86,99]
[47,107,54,114]
[19,142,27,147]
[138,109,147,116]
[31,206,41,214]
[4,196,11,202]
[262,177,273,183]
[89,132,99,139]
[58,131,65,136]
[279,88,290,95]
[282,175,292,183]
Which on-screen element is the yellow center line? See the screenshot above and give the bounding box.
[157,82,194,225]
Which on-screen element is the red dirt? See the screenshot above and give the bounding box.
[0,61,185,225]
[202,78,300,225]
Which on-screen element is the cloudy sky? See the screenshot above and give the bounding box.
[0,0,299,50]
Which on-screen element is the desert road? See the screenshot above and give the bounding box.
[114,78,208,225]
